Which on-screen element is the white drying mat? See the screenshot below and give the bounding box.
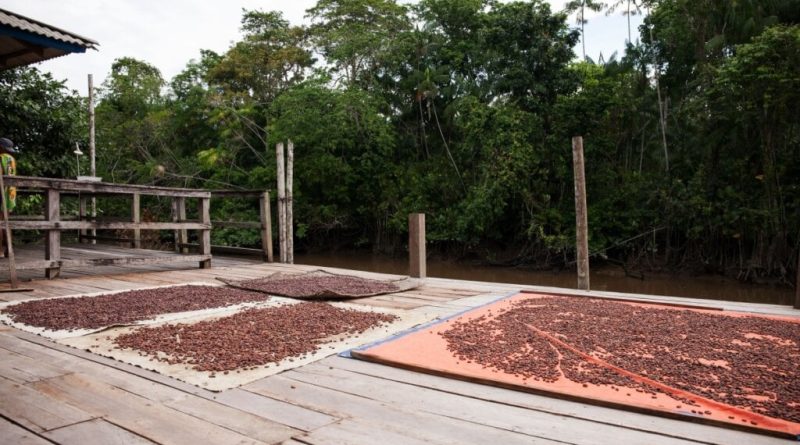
[217,269,421,300]
[0,282,263,340]
[60,299,432,391]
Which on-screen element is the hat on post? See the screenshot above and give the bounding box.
[0,138,18,154]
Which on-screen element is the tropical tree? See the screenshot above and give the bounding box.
[606,0,643,43]
[0,67,85,178]
[565,0,607,60]
[307,0,412,88]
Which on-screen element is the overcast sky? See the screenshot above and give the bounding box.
[4,0,643,94]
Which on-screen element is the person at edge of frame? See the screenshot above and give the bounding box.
[0,137,19,257]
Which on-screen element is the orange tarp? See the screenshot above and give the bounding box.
[351,292,800,439]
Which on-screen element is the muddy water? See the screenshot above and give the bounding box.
[295,251,794,306]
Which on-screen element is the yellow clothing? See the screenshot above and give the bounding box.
[1,153,16,211]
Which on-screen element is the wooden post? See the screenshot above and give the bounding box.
[572,136,590,291]
[88,74,96,178]
[795,253,800,309]
[79,195,87,243]
[176,197,188,253]
[276,142,286,263]
[171,197,179,252]
[45,189,61,279]
[409,213,426,279]
[198,197,211,269]
[286,140,294,264]
[131,193,141,249]
[260,191,273,262]
[0,172,18,288]
[88,74,97,245]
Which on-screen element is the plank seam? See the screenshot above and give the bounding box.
[0,412,60,445]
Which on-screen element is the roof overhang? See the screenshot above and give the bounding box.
[0,8,98,70]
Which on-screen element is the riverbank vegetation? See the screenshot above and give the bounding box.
[1,0,798,285]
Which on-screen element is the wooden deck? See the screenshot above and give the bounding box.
[0,248,797,445]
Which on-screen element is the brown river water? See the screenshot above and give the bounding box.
[295,252,794,306]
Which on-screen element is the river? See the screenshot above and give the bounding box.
[295,251,794,306]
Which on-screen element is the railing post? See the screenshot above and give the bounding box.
[198,196,211,269]
[572,136,590,291]
[171,197,179,252]
[79,195,87,243]
[45,189,61,279]
[176,197,188,253]
[260,191,273,263]
[409,213,426,279]
[131,192,141,249]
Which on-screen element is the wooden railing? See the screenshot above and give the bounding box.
[176,190,273,262]
[0,176,272,278]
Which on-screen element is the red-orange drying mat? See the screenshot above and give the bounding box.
[350,292,800,439]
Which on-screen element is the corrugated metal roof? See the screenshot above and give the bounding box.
[0,7,97,49]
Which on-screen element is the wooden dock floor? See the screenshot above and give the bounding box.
[0,251,797,444]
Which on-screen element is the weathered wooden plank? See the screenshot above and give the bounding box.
[326,356,785,445]
[209,190,267,198]
[2,221,210,231]
[0,347,69,383]
[0,417,52,445]
[299,419,436,445]
[0,376,94,432]
[30,374,265,445]
[32,274,131,291]
[370,295,461,309]
[212,387,338,433]
[6,176,211,198]
[210,221,261,229]
[0,332,215,404]
[177,243,264,257]
[1,254,212,271]
[43,419,156,444]
[163,395,300,444]
[2,330,337,443]
[245,374,561,445]
[346,298,421,310]
[286,364,699,445]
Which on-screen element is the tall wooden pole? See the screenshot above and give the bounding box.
[286,140,294,264]
[276,142,286,263]
[0,172,18,288]
[409,213,426,279]
[88,74,96,178]
[88,74,97,244]
[572,136,590,291]
[795,253,800,309]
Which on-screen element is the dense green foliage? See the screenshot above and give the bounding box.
[0,68,85,177]
[3,0,799,283]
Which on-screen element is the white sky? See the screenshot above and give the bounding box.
[4,0,643,94]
